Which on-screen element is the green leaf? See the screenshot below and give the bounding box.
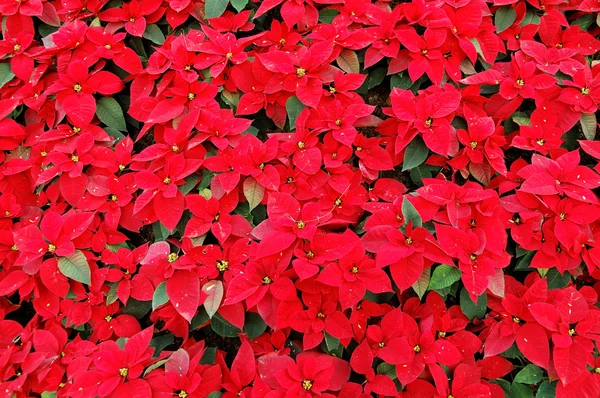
[104,127,125,143]
[521,11,540,27]
[412,267,430,299]
[367,67,387,89]
[207,392,223,398]
[149,334,174,356]
[205,0,229,18]
[201,347,217,364]
[390,73,413,90]
[402,196,422,228]
[545,268,571,290]
[377,362,397,379]
[460,289,488,320]
[495,7,517,34]
[286,96,304,130]
[536,381,556,398]
[510,383,534,398]
[153,221,170,241]
[230,0,248,12]
[243,177,265,211]
[580,113,596,140]
[514,364,543,385]
[211,313,240,337]
[106,282,119,305]
[512,113,531,127]
[58,250,91,285]
[143,358,169,376]
[245,312,267,339]
[402,136,429,171]
[318,9,339,24]
[0,63,15,90]
[322,332,343,357]
[410,165,436,187]
[191,307,210,330]
[152,282,169,310]
[572,14,594,31]
[96,97,127,131]
[41,392,57,398]
[428,264,462,291]
[122,298,152,319]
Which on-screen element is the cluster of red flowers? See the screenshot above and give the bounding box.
[1,0,600,396]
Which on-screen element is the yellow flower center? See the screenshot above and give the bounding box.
[179,391,188,398]
[119,164,125,171]
[105,44,111,50]
[119,367,128,377]
[516,79,525,86]
[334,119,342,126]
[172,145,179,152]
[226,52,233,59]
[105,315,112,322]
[470,141,478,149]
[48,244,56,253]
[568,328,576,336]
[262,276,272,284]
[296,68,306,77]
[307,250,314,258]
[111,195,118,202]
[513,317,520,323]
[259,163,265,170]
[184,65,191,71]
[163,177,171,184]
[73,84,82,92]
[378,342,385,348]
[297,141,305,149]
[11,245,18,251]
[188,93,195,100]
[438,331,447,338]
[329,87,336,93]
[425,117,433,126]
[582,87,590,95]
[335,198,342,206]
[351,266,359,274]
[302,379,313,390]
[168,253,178,263]
[470,254,477,261]
[317,312,325,318]
[13,44,21,51]
[536,139,545,145]
[414,345,421,353]
[405,238,413,245]
[216,260,229,271]
[296,220,305,229]
[41,151,47,157]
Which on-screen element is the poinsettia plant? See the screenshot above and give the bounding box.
[1,0,600,396]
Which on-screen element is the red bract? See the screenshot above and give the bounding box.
[3,0,600,396]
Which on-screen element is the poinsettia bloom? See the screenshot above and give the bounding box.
[258,40,334,108]
[98,0,163,37]
[558,66,600,113]
[389,87,461,157]
[392,27,448,85]
[518,150,600,204]
[12,211,93,271]
[45,60,124,126]
[318,238,392,309]
[184,193,252,243]
[430,363,491,398]
[274,353,344,397]
[511,109,564,154]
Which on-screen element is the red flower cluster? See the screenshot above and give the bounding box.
[1,0,600,396]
